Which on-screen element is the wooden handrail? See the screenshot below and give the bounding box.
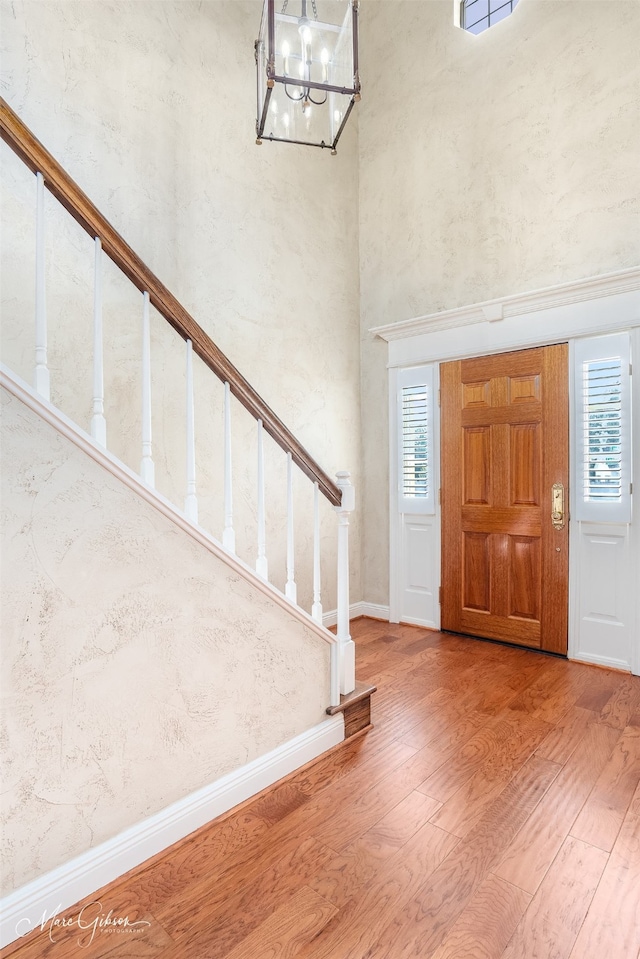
[0,97,342,507]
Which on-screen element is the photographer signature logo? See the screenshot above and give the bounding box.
[16,901,151,948]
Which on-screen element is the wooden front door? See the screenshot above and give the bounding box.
[441,344,569,654]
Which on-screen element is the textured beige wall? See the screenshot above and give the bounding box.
[0,386,331,895]
[3,0,638,894]
[358,0,640,603]
[0,0,362,611]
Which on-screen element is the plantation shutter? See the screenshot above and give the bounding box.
[575,333,632,523]
[398,366,435,514]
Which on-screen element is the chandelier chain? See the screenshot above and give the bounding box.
[281,0,319,18]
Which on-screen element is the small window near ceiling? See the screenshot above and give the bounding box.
[398,366,435,514]
[461,0,519,34]
[574,332,632,524]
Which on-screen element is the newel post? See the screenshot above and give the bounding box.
[335,470,356,696]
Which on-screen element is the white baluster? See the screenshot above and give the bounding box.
[223,381,236,552]
[140,292,155,486]
[184,339,198,522]
[90,237,107,446]
[34,172,50,401]
[312,482,323,623]
[256,418,268,579]
[285,452,297,603]
[335,470,355,695]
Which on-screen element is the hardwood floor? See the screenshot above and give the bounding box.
[4,619,640,959]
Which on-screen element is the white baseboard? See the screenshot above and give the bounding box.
[570,652,632,673]
[322,601,390,628]
[0,716,344,949]
[397,615,439,629]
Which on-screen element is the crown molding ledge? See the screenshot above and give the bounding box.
[370,267,640,342]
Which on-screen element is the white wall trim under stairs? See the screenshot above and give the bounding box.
[323,602,390,628]
[0,715,344,949]
[0,365,337,650]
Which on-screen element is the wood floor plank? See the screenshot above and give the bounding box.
[499,836,608,959]
[507,659,598,721]
[257,736,417,846]
[400,704,489,757]
[428,874,532,959]
[90,809,269,927]
[163,885,336,959]
[80,915,174,959]
[398,681,493,750]
[493,721,621,894]
[404,708,518,801]
[356,653,417,688]
[155,836,335,942]
[249,781,311,825]
[443,657,551,717]
[419,713,551,804]
[597,675,640,729]
[429,717,553,837]
[568,780,640,959]
[310,745,446,852]
[362,755,560,959]
[298,821,459,959]
[371,681,469,739]
[304,844,381,909]
[534,705,596,765]
[570,724,640,851]
[3,897,172,959]
[291,730,416,800]
[352,789,442,859]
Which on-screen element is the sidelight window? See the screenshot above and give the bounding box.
[397,366,435,514]
[574,332,632,523]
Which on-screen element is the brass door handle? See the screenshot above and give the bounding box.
[551,483,565,529]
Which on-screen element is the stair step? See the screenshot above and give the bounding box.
[326,681,377,738]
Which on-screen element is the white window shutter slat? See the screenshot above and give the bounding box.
[575,333,632,523]
[397,366,435,514]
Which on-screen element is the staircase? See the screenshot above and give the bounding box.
[0,98,371,948]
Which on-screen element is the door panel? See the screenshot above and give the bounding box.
[441,344,569,654]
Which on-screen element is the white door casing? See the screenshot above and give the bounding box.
[379,267,640,674]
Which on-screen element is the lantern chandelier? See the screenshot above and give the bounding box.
[255,0,361,154]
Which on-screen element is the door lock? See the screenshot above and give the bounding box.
[551,483,565,529]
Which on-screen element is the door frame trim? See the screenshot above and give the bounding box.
[381,268,640,672]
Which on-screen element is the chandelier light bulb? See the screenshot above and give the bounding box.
[299,22,312,67]
[281,39,290,74]
[321,47,329,82]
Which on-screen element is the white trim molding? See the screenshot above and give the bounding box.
[322,601,390,628]
[371,266,640,342]
[0,716,344,949]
